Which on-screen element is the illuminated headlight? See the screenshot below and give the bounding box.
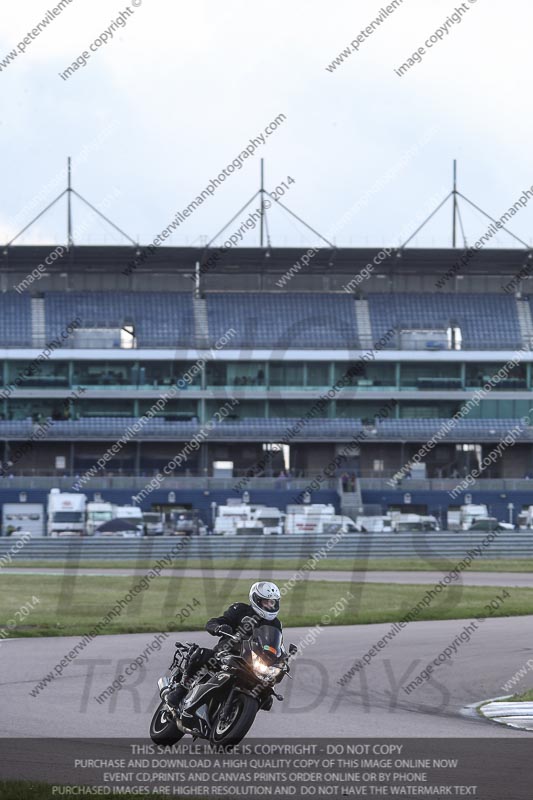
[251,652,281,681]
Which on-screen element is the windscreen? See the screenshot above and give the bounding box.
[251,624,283,661]
[53,512,83,523]
[259,518,281,527]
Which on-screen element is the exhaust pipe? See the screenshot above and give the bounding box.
[158,677,201,736]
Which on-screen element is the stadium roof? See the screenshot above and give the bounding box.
[0,245,531,279]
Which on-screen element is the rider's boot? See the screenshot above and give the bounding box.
[166,661,199,710]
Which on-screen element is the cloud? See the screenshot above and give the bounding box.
[0,0,532,247]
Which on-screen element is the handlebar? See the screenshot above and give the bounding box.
[219,630,240,642]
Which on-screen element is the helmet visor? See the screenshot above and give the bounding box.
[252,592,280,614]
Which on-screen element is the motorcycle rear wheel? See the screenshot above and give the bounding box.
[149,700,185,745]
[210,694,259,745]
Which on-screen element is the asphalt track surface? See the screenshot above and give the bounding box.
[5,566,533,586]
[2,618,532,739]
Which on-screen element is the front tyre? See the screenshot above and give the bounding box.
[210,693,259,745]
[149,701,185,745]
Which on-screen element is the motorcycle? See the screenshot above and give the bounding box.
[150,623,297,746]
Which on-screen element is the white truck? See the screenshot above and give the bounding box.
[214,505,246,535]
[459,504,490,531]
[143,511,165,536]
[2,503,45,537]
[47,490,87,537]
[284,504,357,535]
[213,504,284,536]
[113,505,144,535]
[467,518,514,532]
[448,503,513,531]
[252,506,284,535]
[354,515,393,533]
[86,501,114,536]
[390,512,440,532]
[516,506,533,531]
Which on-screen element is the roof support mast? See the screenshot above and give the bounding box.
[452,159,457,248]
[4,158,137,249]
[67,156,74,250]
[400,161,528,251]
[260,158,265,247]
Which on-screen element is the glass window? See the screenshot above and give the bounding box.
[135,361,203,388]
[206,400,262,419]
[269,401,326,418]
[77,399,134,417]
[9,360,69,388]
[465,363,526,390]
[399,403,459,418]
[206,362,265,387]
[139,399,198,420]
[335,362,396,388]
[306,363,330,387]
[400,362,462,389]
[336,402,395,420]
[7,400,58,421]
[270,363,304,387]
[73,361,132,387]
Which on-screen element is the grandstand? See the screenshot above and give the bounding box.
[0,243,533,525]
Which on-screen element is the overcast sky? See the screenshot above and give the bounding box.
[1,0,531,250]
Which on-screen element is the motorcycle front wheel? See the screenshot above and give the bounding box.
[149,700,185,745]
[209,694,259,745]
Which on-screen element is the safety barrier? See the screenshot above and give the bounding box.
[1,532,532,561]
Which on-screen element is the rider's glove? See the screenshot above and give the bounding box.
[215,624,233,636]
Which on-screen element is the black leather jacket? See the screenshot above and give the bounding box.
[206,602,282,637]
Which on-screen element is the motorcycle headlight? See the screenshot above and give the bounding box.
[251,652,281,681]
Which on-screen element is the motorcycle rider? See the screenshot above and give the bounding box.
[166,581,282,709]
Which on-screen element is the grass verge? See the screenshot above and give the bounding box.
[508,688,533,702]
[1,575,532,637]
[5,557,533,572]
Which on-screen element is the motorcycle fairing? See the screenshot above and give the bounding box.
[182,671,232,714]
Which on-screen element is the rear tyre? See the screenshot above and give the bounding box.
[149,701,185,745]
[210,694,259,745]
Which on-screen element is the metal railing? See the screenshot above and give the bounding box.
[0,475,339,491]
[1,532,533,560]
[0,475,532,492]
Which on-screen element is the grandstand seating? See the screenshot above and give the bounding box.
[0,290,511,351]
[377,418,529,439]
[367,293,522,349]
[0,293,32,346]
[205,292,359,348]
[44,292,195,347]
[1,417,530,441]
